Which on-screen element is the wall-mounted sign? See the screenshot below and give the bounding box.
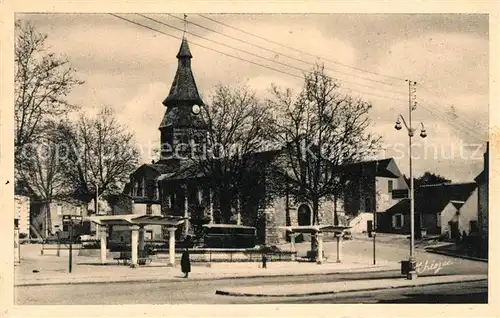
[392,189,409,199]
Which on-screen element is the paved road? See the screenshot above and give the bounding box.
[16,270,487,305]
[297,239,488,276]
[16,238,488,305]
[232,281,488,304]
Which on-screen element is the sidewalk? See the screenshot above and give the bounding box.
[15,255,398,287]
[215,274,488,297]
[425,245,488,263]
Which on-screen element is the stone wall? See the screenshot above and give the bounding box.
[263,207,281,245]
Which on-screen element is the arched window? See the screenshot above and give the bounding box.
[297,204,312,226]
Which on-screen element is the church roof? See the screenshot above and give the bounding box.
[162,37,204,109]
[176,37,193,58]
[159,105,207,129]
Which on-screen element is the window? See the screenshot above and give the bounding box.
[56,204,62,216]
[388,180,393,193]
[146,204,153,215]
[393,213,404,229]
[153,184,158,200]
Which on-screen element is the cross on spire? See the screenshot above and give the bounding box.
[183,14,188,35]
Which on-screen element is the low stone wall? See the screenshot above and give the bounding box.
[156,248,297,263]
[77,248,120,258]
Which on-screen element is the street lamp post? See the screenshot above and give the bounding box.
[394,80,427,280]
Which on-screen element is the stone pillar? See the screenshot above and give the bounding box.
[130,226,139,268]
[236,196,241,225]
[316,233,324,264]
[184,185,189,236]
[167,227,176,267]
[198,187,203,206]
[138,226,145,258]
[290,233,296,262]
[264,208,280,245]
[336,234,342,263]
[100,226,107,265]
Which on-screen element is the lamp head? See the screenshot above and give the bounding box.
[394,118,402,131]
[420,129,427,138]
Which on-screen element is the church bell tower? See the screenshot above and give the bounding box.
[158,36,206,164]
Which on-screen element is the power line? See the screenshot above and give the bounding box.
[197,13,407,83]
[417,102,486,142]
[110,14,485,141]
[417,83,485,131]
[113,14,400,101]
[110,14,303,80]
[140,14,406,97]
[168,13,405,88]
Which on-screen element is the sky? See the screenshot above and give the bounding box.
[17,13,490,183]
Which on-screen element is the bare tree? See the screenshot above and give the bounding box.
[14,21,83,161]
[268,64,381,226]
[15,120,72,235]
[187,84,274,224]
[61,105,140,213]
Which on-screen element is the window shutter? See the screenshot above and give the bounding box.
[392,215,397,228]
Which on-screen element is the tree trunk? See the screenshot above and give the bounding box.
[334,196,339,226]
[94,194,98,215]
[310,199,320,261]
[45,203,52,238]
[312,199,320,225]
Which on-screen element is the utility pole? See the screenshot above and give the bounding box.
[394,80,426,280]
[408,79,416,280]
[373,161,378,265]
[69,221,73,273]
[96,183,99,215]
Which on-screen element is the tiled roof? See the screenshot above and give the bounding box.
[176,37,192,58]
[416,182,477,215]
[162,37,204,108]
[159,105,207,129]
[382,182,477,215]
[474,170,485,183]
[343,158,401,178]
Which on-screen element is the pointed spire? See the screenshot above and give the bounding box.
[161,36,204,127]
[176,37,192,59]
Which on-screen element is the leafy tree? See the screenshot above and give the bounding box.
[268,64,381,226]
[404,171,452,189]
[15,120,73,235]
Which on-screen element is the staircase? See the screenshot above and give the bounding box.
[30,223,43,241]
[348,212,373,233]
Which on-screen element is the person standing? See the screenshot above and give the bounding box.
[181,247,191,278]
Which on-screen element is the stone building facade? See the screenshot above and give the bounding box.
[126,36,407,245]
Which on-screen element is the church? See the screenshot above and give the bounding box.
[120,36,409,245]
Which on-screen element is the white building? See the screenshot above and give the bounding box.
[14,195,30,236]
